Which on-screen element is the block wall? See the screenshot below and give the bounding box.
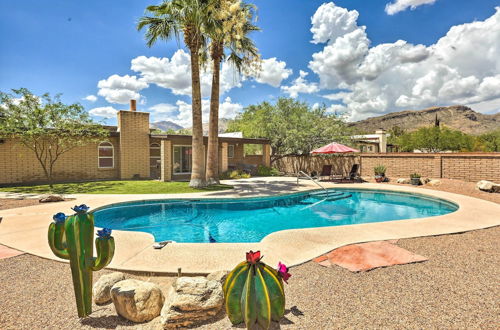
[0,137,120,185]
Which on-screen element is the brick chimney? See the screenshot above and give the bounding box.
[130,99,137,111]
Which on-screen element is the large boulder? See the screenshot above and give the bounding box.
[206,270,229,284]
[39,195,64,203]
[476,180,500,193]
[426,179,441,187]
[161,276,224,329]
[397,178,410,184]
[93,272,126,305]
[111,279,164,323]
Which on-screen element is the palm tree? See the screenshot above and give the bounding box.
[138,0,210,188]
[205,0,260,184]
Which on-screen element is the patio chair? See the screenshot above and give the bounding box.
[318,165,333,181]
[333,164,360,183]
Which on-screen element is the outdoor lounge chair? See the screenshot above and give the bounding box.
[318,165,333,181]
[333,164,360,183]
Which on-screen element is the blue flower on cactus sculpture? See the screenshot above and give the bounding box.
[52,212,67,223]
[97,228,112,238]
[48,204,115,317]
[72,204,90,213]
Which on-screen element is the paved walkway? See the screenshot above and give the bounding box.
[0,177,499,274]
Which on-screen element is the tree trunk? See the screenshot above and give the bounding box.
[206,42,223,185]
[188,42,207,188]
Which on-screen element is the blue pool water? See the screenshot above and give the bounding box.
[93,189,458,243]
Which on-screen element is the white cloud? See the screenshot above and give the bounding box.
[385,0,437,15]
[97,74,148,104]
[148,97,243,127]
[148,103,178,116]
[281,70,319,98]
[84,95,97,102]
[131,50,243,97]
[310,2,360,44]
[308,3,500,120]
[88,106,118,118]
[252,58,292,87]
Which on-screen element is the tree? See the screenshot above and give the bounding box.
[227,98,351,162]
[479,129,500,152]
[0,88,108,187]
[138,0,209,188]
[204,0,259,185]
[395,126,479,152]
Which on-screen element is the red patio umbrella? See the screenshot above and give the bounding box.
[310,142,359,154]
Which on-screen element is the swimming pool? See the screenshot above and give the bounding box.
[93,189,458,243]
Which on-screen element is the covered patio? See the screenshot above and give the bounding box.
[148,134,271,181]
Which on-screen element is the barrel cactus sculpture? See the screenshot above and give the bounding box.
[223,250,291,329]
[48,204,115,317]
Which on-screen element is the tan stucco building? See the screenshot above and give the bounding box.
[0,102,271,185]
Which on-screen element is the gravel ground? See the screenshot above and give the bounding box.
[386,178,500,204]
[0,181,498,329]
[0,227,498,330]
[0,198,73,210]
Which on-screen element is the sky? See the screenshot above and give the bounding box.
[1,0,500,127]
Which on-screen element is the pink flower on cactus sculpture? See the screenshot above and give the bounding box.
[277,262,291,283]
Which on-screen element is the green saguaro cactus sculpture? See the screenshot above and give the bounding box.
[223,250,291,329]
[48,204,115,317]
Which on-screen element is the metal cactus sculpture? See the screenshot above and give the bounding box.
[48,204,115,317]
[223,251,291,329]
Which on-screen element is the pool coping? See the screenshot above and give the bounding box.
[1,178,499,274]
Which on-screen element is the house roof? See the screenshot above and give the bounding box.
[150,134,270,144]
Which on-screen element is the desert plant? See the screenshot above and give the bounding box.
[220,169,252,180]
[48,205,114,317]
[256,165,280,177]
[223,251,291,329]
[374,165,386,176]
[410,173,421,186]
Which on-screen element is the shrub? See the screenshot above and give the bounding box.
[374,165,386,176]
[220,169,252,180]
[256,165,280,177]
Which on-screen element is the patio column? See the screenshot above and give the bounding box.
[160,140,172,182]
[263,144,271,167]
[220,142,228,173]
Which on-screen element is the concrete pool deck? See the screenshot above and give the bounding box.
[0,177,499,274]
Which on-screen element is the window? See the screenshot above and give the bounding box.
[228,145,234,158]
[173,146,192,174]
[98,142,114,168]
[150,143,161,167]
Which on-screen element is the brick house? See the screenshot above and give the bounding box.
[0,101,271,185]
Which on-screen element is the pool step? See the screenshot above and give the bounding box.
[309,190,343,197]
[300,192,352,204]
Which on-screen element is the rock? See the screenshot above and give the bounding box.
[206,270,229,284]
[397,178,410,184]
[93,272,126,305]
[39,195,64,203]
[421,177,431,184]
[111,279,164,323]
[161,277,224,328]
[476,180,500,193]
[426,179,441,186]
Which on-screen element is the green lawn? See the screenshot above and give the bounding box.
[0,180,233,194]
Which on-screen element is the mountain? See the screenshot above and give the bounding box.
[150,120,183,132]
[349,105,500,135]
[181,118,233,135]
